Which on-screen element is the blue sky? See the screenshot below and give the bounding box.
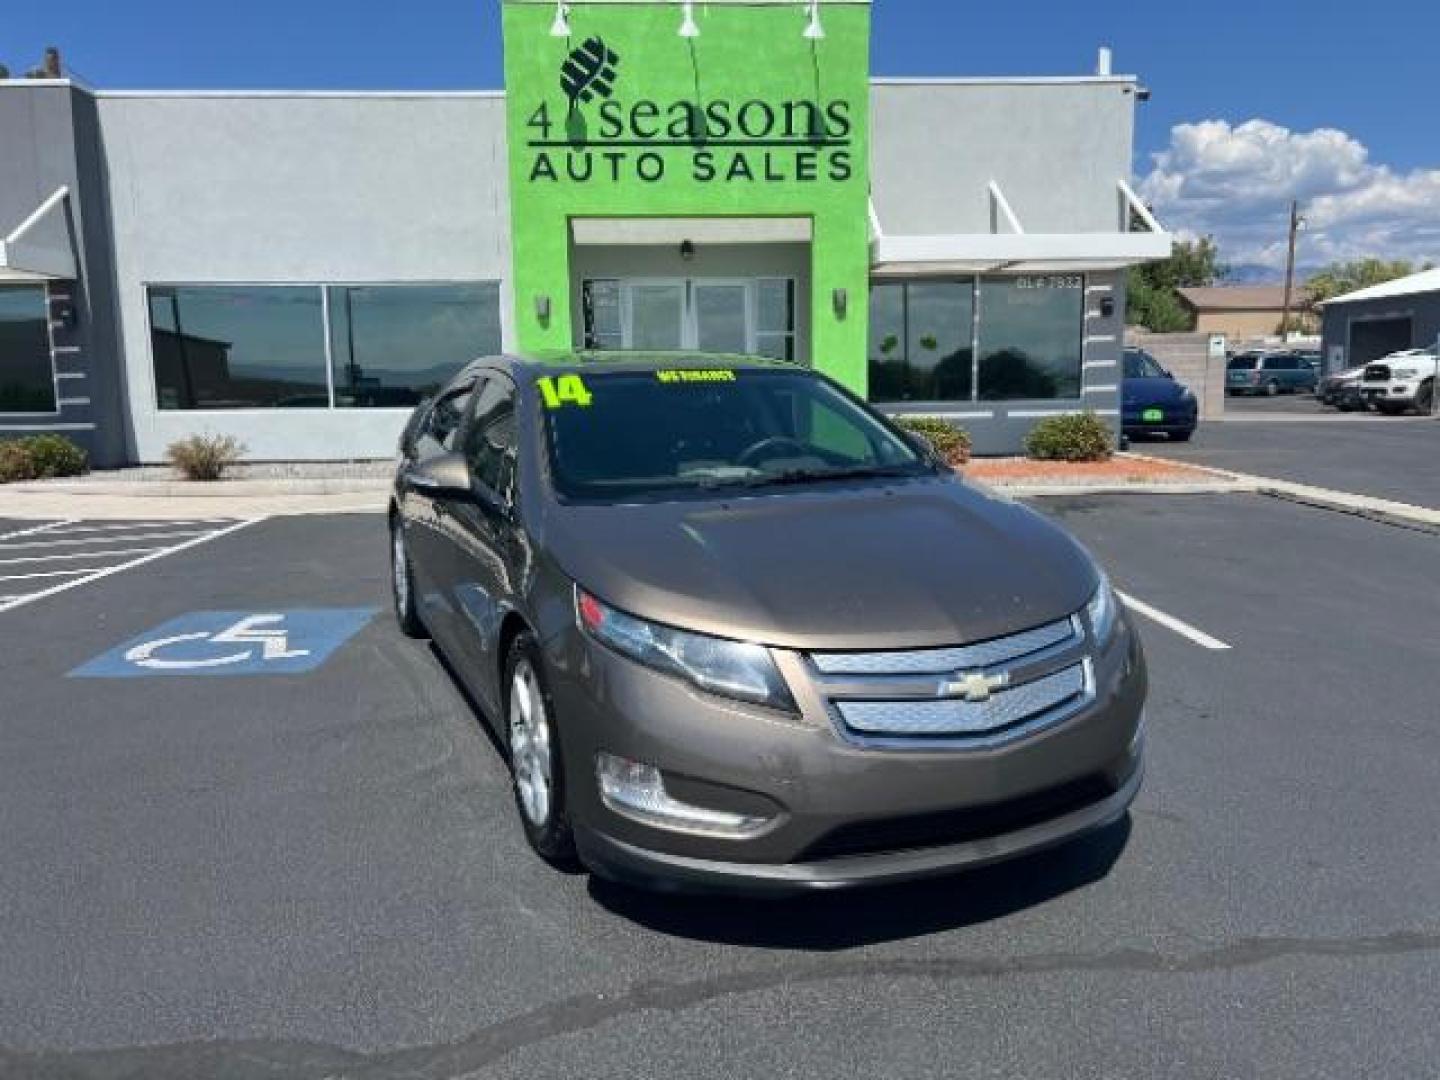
[5,0,1438,273]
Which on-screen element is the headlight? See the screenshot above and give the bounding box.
[1394,368,1419,379]
[1086,573,1119,646]
[576,588,796,711]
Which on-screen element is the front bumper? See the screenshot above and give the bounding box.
[576,747,1141,895]
[545,611,1147,894]
[1361,383,1421,405]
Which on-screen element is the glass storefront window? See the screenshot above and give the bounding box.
[868,276,1085,403]
[149,286,328,409]
[0,286,57,413]
[976,276,1084,401]
[328,284,501,408]
[867,281,973,402]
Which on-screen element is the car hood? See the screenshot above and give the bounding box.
[539,476,1098,651]
[1123,377,1190,408]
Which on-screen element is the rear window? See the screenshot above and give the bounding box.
[539,368,926,502]
[1227,356,1259,371]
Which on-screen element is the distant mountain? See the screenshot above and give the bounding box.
[1222,263,1323,286]
[1222,264,1282,285]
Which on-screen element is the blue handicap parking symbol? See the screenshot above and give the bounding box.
[69,609,378,678]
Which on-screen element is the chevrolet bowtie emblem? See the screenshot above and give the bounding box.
[946,671,1009,703]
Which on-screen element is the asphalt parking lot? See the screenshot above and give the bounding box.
[1145,414,1440,509]
[2,494,1438,1078]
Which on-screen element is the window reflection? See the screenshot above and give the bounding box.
[977,278,1083,401]
[329,284,501,408]
[150,286,328,410]
[868,277,1085,403]
[867,282,973,402]
[0,286,56,413]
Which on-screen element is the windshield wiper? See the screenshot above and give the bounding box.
[725,464,925,490]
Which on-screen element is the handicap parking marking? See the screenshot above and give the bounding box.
[69,608,379,678]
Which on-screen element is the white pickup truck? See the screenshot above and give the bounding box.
[1359,348,1438,415]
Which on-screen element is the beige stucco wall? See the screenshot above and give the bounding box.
[1192,309,1318,338]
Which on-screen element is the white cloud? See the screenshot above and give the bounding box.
[1138,119,1440,274]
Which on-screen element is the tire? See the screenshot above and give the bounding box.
[1264,380,1280,396]
[1417,381,1435,414]
[504,633,577,867]
[1169,429,1194,443]
[1375,402,1405,416]
[389,515,427,638]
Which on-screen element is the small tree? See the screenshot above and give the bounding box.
[1305,259,1432,305]
[1126,237,1227,332]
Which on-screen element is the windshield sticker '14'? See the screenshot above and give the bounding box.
[537,375,593,409]
[656,370,737,384]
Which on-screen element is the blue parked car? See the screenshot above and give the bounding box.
[1123,348,1198,442]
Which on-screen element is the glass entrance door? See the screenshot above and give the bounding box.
[581,278,796,360]
[692,282,748,354]
[628,282,685,351]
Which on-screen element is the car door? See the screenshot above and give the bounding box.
[431,372,522,718]
[397,376,476,646]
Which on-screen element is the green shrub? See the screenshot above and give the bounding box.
[1023,411,1115,462]
[167,434,246,481]
[0,434,88,483]
[24,434,89,478]
[893,416,972,466]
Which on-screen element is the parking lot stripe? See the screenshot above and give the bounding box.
[0,519,262,614]
[1118,590,1232,651]
[0,548,165,566]
[45,521,230,534]
[0,520,77,543]
[0,568,100,582]
[0,530,210,549]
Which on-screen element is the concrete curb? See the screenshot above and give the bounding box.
[995,480,1259,497]
[1122,451,1440,528]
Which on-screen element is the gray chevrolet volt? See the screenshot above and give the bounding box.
[389,354,1146,894]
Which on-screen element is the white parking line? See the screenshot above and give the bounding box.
[0,568,100,582]
[0,547,165,566]
[1118,590,1232,651]
[0,520,78,542]
[0,530,210,550]
[0,519,261,614]
[43,520,231,534]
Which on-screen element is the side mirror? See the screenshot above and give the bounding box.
[408,452,473,499]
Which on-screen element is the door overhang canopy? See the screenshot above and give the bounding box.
[870,179,1172,275]
[0,186,77,282]
[571,217,813,246]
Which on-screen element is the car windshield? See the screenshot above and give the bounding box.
[1124,351,1167,379]
[540,367,929,501]
[1227,356,1259,371]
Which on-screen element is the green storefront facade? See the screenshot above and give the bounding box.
[503,0,871,394]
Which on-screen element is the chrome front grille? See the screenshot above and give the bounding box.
[806,615,1093,749]
[810,617,1077,675]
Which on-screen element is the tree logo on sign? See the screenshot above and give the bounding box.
[561,37,620,113]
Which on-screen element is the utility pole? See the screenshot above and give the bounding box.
[1279,200,1301,342]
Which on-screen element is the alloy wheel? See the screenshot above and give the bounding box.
[391,524,409,615]
[509,659,553,827]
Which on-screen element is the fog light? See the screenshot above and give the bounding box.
[596,753,771,838]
